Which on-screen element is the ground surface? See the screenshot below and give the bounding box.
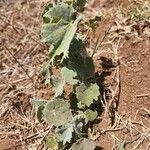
[0,0,150,150]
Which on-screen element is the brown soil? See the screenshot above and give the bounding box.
[87,0,150,149]
[0,0,149,150]
[96,37,150,150]
[119,38,150,118]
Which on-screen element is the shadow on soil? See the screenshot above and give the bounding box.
[95,146,104,150]
[70,56,119,150]
[96,56,120,125]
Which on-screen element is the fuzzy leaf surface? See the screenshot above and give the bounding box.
[41,21,68,46]
[55,115,87,145]
[30,99,47,108]
[55,123,74,145]
[61,67,78,85]
[43,3,75,22]
[43,98,72,127]
[41,3,80,64]
[70,138,96,150]
[84,109,98,121]
[76,83,100,108]
[71,115,86,135]
[49,16,81,63]
[52,76,65,97]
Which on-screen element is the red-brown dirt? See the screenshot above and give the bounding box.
[86,0,150,149]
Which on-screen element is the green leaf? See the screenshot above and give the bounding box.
[46,135,58,150]
[71,115,86,135]
[84,109,98,121]
[43,98,72,127]
[52,67,78,97]
[41,4,78,65]
[41,21,68,46]
[30,99,47,107]
[118,142,125,150]
[70,138,96,150]
[76,83,100,108]
[88,16,101,30]
[42,62,51,84]
[55,115,87,145]
[61,67,78,85]
[55,123,74,145]
[37,105,45,122]
[43,3,75,22]
[30,99,47,122]
[42,3,53,23]
[49,16,82,64]
[52,76,65,97]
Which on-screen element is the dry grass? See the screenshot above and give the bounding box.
[89,2,150,149]
[0,0,52,149]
